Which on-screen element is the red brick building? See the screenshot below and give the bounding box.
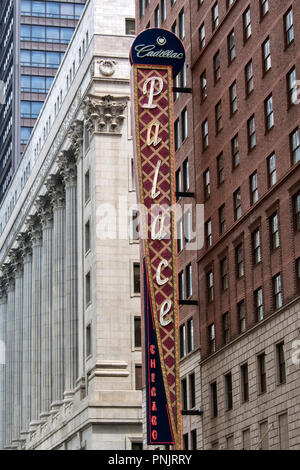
[136,0,300,450]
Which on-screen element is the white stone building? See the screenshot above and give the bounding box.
[0,0,143,450]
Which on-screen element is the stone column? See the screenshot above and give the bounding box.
[47,175,66,410]
[3,263,15,448]
[37,196,53,420]
[11,249,24,446]
[17,233,32,438]
[27,215,43,428]
[0,278,7,450]
[59,151,78,401]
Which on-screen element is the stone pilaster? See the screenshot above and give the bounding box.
[27,214,43,429]
[36,196,53,419]
[11,248,24,446]
[17,232,33,438]
[2,263,15,449]
[0,278,7,450]
[47,175,66,410]
[58,151,78,401]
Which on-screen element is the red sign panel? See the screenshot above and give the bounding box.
[132,64,181,449]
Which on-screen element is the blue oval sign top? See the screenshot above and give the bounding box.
[130,28,186,78]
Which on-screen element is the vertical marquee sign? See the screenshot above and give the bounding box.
[130,29,185,450]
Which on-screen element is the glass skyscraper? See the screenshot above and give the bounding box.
[0,0,86,201]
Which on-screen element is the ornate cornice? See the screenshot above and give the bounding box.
[82,94,128,134]
[57,150,77,188]
[68,120,84,161]
[46,174,65,209]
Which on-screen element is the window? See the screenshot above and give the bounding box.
[21,24,74,43]
[186,264,192,298]
[135,365,142,390]
[183,159,189,191]
[255,287,264,321]
[267,153,276,187]
[86,324,92,357]
[243,7,251,42]
[199,23,205,49]
[20,126,32,144]
[227,0,234,8]
[154,6,160,27]
[178,271,185,301]
[85,170,90,203]
[125,19,135,35]
[204,169,210,200]
[250,171,258,204]
[238,300,246,333]
[279,413,289,450]
[215,100,222,133]
[241,363,249,402]
[187,318,194,352]
[214,51,221,83]
[222,312,230,344]
[261,0,269,18]
[232,134,240,167]
[262,38,271,73]
[210,381,218,416]
[177,219,183,252]
[200,70,207,101]
[212,3,219,31]
[226,435,234,450]
[85,271,91,306]
[85,220,90,253]
[236,244,244,278]
[217,153,224,184]
[189,373,196,408]
[225,372,233,410]
[191,430,197,450]
[293,192,300,231]
[287,67,296,107]
[21,101,43,118]
[176,168,182,199]
[290,128,300,164]
[228,30,236,63]
[133,262,141,294]
[21,75,53,93]
[245,60,254,95]
[242,428,251,450]
[174,118,180,151]
[219,204,226,235]
[131,210,140,241]
[161,0,166,23]
[202,119,208,149]
[273,273,283,309]
[171,20,177,34]
[258,353,267,393]
[181,108,188,141]
[207,272,214,303]
[276,342,286,384]
[180,324,186,358]
[181,377,187,409]
[296,258,300,292]
[179,9,185,39]
[270,212,280,249]
[252,228,262,264]
[259,421,269,450]
[206,219,212,248]
[247,115,256,150]
[265,95,274,131]
[134,317,141,348]
[284,8,294,46]
[220,258,228,291]
[234,188,242,220]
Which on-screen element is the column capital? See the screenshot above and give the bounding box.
[57,150,77,188]
[0,276,7,301]
[81,94,128,134]
[9,248,24,278]
[46,174,65,209]
[26,214,43,247]
[68,120,83,162]
[2,263,15,291]
[16,232,32,262]
[35,195,53,229]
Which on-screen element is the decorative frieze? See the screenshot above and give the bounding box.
[82,94,128,134]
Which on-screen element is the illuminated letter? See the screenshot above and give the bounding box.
[150,345,156,355]
[151,373,155,383]
[147,121,162,147]
[150,387,157,397]
[152,401,158,412]
[160,300,172,327]
[151,416,158,426]
[151,214,167,240]
[151,160,161,200]
[142,77,163,109]
[152,430,158,440]
[156,259,169,286]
